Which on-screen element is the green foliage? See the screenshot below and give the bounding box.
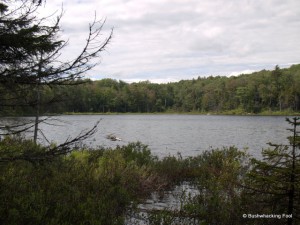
[244,117,300,225]
[1,135,252,224]
[182,147,250,225]
[153,153,192,184]
[68,64,295,114]
[0,135,47,161]
[4,65,300,116]
[0,0,112,147]
[115,142,158,166]
[1,119,299,225]
[144,208,189,225]
[0,140,160,225]
[136,147,251,225]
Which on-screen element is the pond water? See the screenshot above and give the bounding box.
[3,114,292,158]
[0,114,295,223]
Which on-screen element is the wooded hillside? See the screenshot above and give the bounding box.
[3,64,300,115]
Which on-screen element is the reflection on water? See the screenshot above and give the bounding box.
[126,181,200,225]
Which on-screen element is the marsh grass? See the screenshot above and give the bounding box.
[0,137,252,225]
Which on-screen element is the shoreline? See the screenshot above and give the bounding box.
[62,110,300,117]
[2,111,299,117]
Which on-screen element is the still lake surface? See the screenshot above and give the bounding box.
[23,114,292,158]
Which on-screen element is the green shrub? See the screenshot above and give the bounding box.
[0,139,156,224]
[182,147,250,225]
[0,137,253,225]
[116,142,158,166]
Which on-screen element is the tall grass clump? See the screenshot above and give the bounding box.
[139,147,251,225]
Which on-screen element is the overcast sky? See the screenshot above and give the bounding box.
[39,0,300,83]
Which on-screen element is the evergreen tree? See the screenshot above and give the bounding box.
[0,0,112,160]
[0,0,61,115]
[245,117,300,225]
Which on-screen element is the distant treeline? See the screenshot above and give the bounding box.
[4,64,300,115]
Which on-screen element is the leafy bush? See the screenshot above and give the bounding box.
[115,142,158,166]
[0,137,253,225]
[0,139,162,224]
[180,147,250,225]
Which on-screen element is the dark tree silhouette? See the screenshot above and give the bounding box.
[245,117,300,225]
[0,0,112,160]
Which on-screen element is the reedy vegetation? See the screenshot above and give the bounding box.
[1,117,299,225]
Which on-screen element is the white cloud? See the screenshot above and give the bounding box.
[38,0,300,82]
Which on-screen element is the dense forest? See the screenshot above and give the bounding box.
[5,64,299,115]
